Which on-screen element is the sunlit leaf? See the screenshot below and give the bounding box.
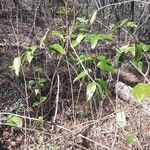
[132,83,150,102]
[72,34,86,48]
[35,89,40,95]
[13,56,21,76]
[73,69,91,83]
[76,33,86,43]
[120,19,128,27]
[71,40,78,48]
[86,33,115,49]
[111,19,128,30]
[89,10,98,25]
[86,82,97,101]
[97,61,117,73]
[138,43,150,52]
[52,31,64,40]
[126,133,138,145]
[116,110,126,128]
[127,22,137,28]
[40,96,47,102]
[118,44,136,57]
[6,115,23,128]
[50,44,66,55]
[97,55,117,73]
[40,29,50,47]
[26,46,37,63]
[77,54,93,64]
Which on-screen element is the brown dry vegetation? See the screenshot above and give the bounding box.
[0,0,150,150]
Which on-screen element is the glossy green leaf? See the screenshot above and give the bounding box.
[89,10,98,25]
[73,69,90,83]
[13,56,21,76]
[116,110,127,128]
[97,61,117,73]
[50,44,66,55]
[26,46,37,63]
[86,82,97,101]
[126,133,138,145]
[97,55,117,73]
[132,83,150,102]
[6,115,23,127]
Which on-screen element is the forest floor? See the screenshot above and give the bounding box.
[0,5,150,150]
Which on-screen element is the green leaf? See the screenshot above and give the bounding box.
[25,46,37,63]
[33,96,47,107]
[120,19,128,27]
[13,56,21,76]
[97,60,117,73]
[116,110,127,128]
[71,40,78,48]
[132,83,150,102]
[6,115,23,127]
[97,78,112,96]
[86,34,99,49]
[33,102,40,107]
[37,78,46,87]
[111,19,128,30]
[138,43,150,52]
[96,83,104,99]
[76,33,86,44]
[86,34,115,49]
[77,54,93,64]
[127,22,137,28]
[133,60,143,72]
[72,34,86,48]
[76,17,89,31]
[73,69,91,83]
[35,89,40,95]
[126,133,138,145]
[40,96,47,103]
[89,10,98,25]
[50,44,66,55]
[86,82,97,101]
[52,31,64,40]
[118,45,136,57]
